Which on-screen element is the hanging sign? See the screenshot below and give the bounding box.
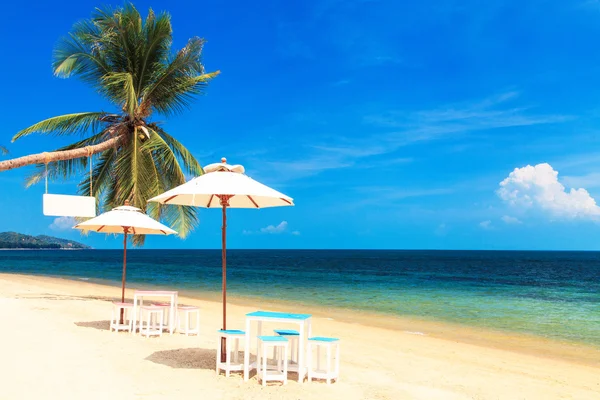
[43,194,96,217]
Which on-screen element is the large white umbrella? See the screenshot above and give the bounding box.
[73,201,177,307]
[148,158,293,354]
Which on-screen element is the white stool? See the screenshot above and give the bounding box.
[139,305,164,338]
[177,306,200,335]
[274,329,300,364]
[307,337,340,384]
[110,302,133,332]
[151,302,172,331]
[216,330,245,377]
[257,336,288,386]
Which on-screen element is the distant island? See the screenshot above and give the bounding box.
[0,232,91,250]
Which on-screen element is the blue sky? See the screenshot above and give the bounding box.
[3,0,600,250]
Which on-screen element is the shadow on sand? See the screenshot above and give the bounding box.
[17,293,118,302]
[75,320,111,331]
[146,348,217,370]
[146,349,287,381]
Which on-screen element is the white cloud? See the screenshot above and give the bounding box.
[254,151,355,183]
[242,91,570,184]
[261,221,288,234]
[357,186,453,200]
[346,186,453,209]
[479,220,493,229]
[244,221,298,235]
[312,144,388,158]
[359,157,414,169]
[49,216,76,231]
[501,215,522,224]
[497,163,600,219]
[364,91,570,135]
[270,92,569,181]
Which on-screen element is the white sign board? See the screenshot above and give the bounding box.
[43,194,96,217]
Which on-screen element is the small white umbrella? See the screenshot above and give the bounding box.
[148,158,293,356]
[73,201,177,307]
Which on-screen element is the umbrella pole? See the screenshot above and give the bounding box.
[120,228,128,324]
[221,203,227,363]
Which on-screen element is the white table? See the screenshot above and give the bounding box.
[244,311,312,383]
[131,290,178,335]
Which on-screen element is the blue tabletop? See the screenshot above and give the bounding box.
[246,311,312,320]
[258,335,289,342]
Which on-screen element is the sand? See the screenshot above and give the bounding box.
[0,273,598,400]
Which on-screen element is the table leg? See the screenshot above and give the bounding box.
[256,321,262,363]
[174,293,179,334]
[169,294,176,335]
[138,296,144,333]
[131,294,138,334]
[244,318,251,382]
[298,321,305,383]
[306,319,312,381]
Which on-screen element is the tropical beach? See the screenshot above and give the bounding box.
[1,273,599,400]
[3,1,600,399]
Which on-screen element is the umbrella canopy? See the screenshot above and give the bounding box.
[74,204,177,235]
[73,201,177,308]
[148,159,293,208]
[148,158,293,359]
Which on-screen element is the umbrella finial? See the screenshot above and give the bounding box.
[221,157,227,164]
[124,200,130,206]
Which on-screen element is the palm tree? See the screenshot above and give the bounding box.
[0,4,219,242]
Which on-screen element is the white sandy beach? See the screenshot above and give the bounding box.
[0,273,599,400]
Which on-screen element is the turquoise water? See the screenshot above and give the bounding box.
[1,249,599,346]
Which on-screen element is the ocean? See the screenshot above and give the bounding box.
[1,249,599,347]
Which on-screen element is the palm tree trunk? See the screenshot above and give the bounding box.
[0,135,123,172]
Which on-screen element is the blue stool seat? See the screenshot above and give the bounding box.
[274,329,299,336]
[309,336,339,342]
[219,329,245,335]
[258,335,288,342]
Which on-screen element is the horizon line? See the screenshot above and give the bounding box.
[66,248,600,252]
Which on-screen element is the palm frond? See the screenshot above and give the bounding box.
[150,125,203,176]
[131,134,163,246]
[101,72,138,114]
[143,127,185,183]
[94,4,143,73]
[0,145,8,155]
[78,146,116,200]
[104,130,156,208]
[141,36,219,115]
[111,135,135,206]
[53,18,111,87]
[12,112,107,141]
[143,128,199,237]
[136,9,172,96]
[147,71,220,116]
[154,203,198,239]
